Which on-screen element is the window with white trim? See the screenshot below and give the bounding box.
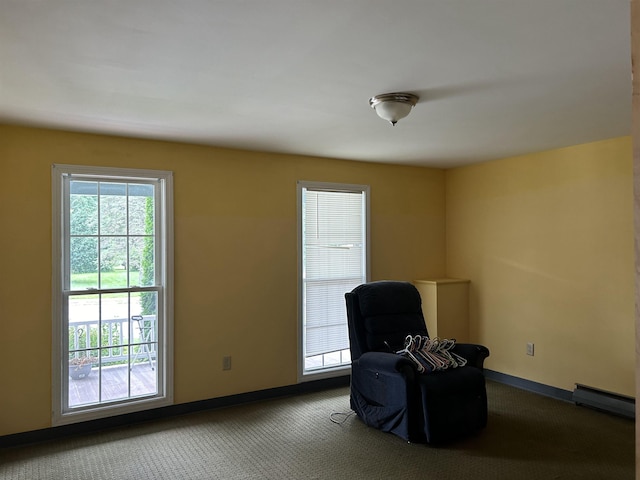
[298,181,369,378]
[52,164,173,425]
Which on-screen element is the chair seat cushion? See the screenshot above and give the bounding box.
[417,365,485,394]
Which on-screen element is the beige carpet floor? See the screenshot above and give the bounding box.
[0,380,634,479]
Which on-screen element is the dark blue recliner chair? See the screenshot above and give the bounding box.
[345,281,490,444]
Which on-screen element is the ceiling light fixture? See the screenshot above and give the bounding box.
[369,92,419,126]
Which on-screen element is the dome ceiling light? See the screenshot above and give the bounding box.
[369,92,419,126]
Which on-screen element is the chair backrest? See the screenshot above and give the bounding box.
[345,281,428,360]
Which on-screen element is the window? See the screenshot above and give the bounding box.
[52,164,173,425]
[298,181,369,378]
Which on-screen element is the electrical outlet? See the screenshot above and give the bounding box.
[222,355,232,370]
[526,343,535,356]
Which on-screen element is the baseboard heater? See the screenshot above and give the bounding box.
[572,384,635,419]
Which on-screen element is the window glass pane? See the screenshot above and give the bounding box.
[128,237,145,286]
[99,367,130,403]
[98,292,131,402]
[128,184,154,235]
[100,237,128,288]
[100,183,127,235]
[68,294,100,407]
[68,295,99,351]
[100,292,130,326]
[100,292,129,350]
[70,184,98,236]
[139,237,155,287]
[68,349,100,407]
[70,237,98,290]
[139,290,157,319]
[305,278,358,356]
[131,291,158,397]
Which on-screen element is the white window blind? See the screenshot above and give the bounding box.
[299,182,368,375]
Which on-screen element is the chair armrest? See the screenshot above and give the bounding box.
[452,343,490,369]
[356,351,416,374]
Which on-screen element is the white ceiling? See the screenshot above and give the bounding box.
[0,1,631,168]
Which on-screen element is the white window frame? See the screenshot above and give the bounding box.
[297,181,370,381]
[52,164,174,425]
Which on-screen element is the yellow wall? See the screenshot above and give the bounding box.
[446,137,634,396]
[0,124,446,436]
[1,125,633,437]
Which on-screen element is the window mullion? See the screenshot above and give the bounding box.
[97,182,102,291]
[98,291,103,403]
[126,183,130,289]
[154,181,161,288]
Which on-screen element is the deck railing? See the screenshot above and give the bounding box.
[68,315,156,365]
